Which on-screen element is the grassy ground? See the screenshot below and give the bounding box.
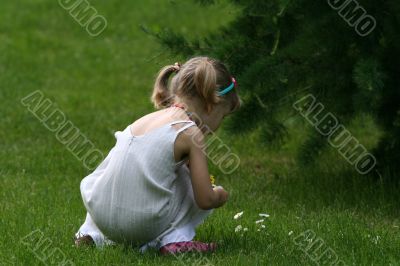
[1,0,400,265]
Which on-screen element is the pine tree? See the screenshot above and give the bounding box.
[151,0,400,181]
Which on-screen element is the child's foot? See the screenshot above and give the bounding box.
[74,235,95,247]
[159,241,217,255]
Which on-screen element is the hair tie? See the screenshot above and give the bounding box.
[217,77,237,96]
[173,62,181,73]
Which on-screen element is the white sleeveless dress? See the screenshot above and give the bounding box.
[77,121,212,248]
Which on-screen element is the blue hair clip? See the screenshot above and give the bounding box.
[217,78,236,96]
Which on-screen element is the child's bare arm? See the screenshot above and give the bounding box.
[184,127,229,210]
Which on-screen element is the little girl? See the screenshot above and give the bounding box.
[74,56,240,255]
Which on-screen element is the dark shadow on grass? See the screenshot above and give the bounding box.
[271,166,400,219]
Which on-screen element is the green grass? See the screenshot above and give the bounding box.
[1,0,400,265]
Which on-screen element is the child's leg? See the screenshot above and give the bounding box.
[141,164,216,254]
[75,213,114,247]
[159,208,212,247]
[139,209,213,253]
[158,212,217,254]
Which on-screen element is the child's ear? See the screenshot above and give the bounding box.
[206,103,214,114]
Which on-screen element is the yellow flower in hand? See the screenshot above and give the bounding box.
[210,175,215,185]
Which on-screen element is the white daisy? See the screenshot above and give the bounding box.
[234,225,243,232]
[259,213,270,218]
[234,211,244,220]
[255,219,264,224]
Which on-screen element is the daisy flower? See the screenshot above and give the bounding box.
[234,211,244,220]
[234,225,243,233]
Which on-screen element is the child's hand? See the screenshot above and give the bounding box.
[213,186,229,208]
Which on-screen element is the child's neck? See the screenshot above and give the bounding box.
[172,97,207,129]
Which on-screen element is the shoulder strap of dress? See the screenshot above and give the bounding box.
[170,120,193,126]
[170,120,197,135]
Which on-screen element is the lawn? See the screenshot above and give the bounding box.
[1,0,400,265]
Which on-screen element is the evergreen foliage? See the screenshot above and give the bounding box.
[152,0,400,180]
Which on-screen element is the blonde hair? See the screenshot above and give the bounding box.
[151,56,240,113]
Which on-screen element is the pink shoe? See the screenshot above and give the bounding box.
[159,241,217,255]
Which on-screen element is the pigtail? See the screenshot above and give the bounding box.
[151,65,177,109]
[194,59,219,113]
